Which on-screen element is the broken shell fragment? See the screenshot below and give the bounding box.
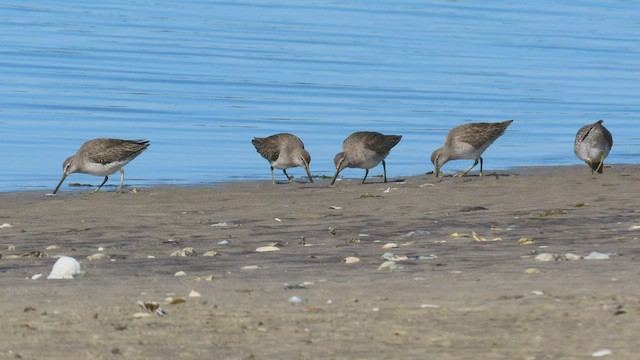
[471,231,502,242]
[137,301,166,316]
[202,251,220,257]
[449,232,470,239]
[382,243,398,249]
[171,248,197,257]
[86,253,109,260]
[525,268,541,274]
[517,237,535,246]
[378,261,398,271]
[188,290,201,298]
[47,256,81,279]
[343,256,361,264]
[256,246,280,253]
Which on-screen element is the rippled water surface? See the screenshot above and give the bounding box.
[1,0,638,191]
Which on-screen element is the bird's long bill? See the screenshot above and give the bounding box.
[304,165,314,183]
[53,172,68,194]
[330,168,340,185]
[435,166,440,177]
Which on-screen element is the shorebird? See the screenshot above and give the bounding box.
[574,120,613,174]
[53,139,150,194]
[431,120,513,177]
[252,133,313,184]
[331,131,402,185]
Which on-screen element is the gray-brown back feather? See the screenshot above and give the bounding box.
[347,132,402,155]
[80,139,149,164]
[446,120,513,149]
[252,133,304,162]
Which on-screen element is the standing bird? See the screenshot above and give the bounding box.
[53,139,149,194]
[431,120,513,177]
[574,120,613,174]
[252,133,313,184]
[331,131,402,185]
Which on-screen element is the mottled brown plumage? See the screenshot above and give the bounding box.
[574,120,613,174]
[331,131,402,185]
[431,120,512,177]
[252,133,313,184]
[53,139,149,194]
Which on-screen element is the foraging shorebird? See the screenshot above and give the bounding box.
[331,131,402,185]
[431,120,513,177]
[53,139,149,194]
[252,133,313,184]
[574,120,613,174]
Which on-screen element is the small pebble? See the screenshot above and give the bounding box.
[46,245,60,250]
[188,290,201,298]
[203,251,220,257]
[628,225,640,231]
[592,349,612,357]
[378,261,398,271]
[218,240,231,245]
[256,246,280,252]
[31,274,42,280]
[584,252,611,260]
[420,304,440,309]
[288,296,303,305]
[171,248,197,257]
[0,223,13,229]
[534,253,556,262]
[382,243,398,249]
[86,253,109,261]
[343,256,360,264]
[7,245,16,251]
[242,265,260,270]
[174,271,187,277]
[525,268,541,274]
[47,256,81,280]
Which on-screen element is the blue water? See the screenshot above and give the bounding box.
[1,0,639,192]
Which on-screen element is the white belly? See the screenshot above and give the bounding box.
[83,160,127,176]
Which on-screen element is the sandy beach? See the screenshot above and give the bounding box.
[1,165,639,359]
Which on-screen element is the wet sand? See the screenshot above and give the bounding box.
[1,165,639,359]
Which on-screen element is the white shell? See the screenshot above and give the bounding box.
[47,256,81,279]
[256,246,280,252]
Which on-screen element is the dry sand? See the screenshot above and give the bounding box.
[1,165,639,359]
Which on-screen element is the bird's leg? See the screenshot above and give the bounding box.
[587,158,595,174]
[479,157,484,177]
[454,159,479,177]
[92,176,109,193]
[270,166,276,184]
[283,169,291,182]
[117,168,125,193]
[382,160,388,183]
[361,169,369,184]
[594,154,605,174]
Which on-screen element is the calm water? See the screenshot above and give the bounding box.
[1,0,639,192]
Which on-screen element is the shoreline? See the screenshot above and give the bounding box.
[1,163,635,196]
[0,163,639,358]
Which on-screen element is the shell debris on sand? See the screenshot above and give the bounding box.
[256,245,280,252]
[517,237,535,246]
[137,301,166,316]
[47,256,81,279]
[0,223,13,229]
[188,290,201,298]
[471,231,502,242]
[171,247,197,257]
[202,251,220,257]
[86,253,109,260]
[343,256,361,264]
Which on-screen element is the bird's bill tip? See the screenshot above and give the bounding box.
[52,173,68,194]
[305,166,314,183]
[330,169,340,185]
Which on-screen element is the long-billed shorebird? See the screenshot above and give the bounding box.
[331,131,402,185]
[53,139,150,194]
[431,120,513,177]
[252,133,313,184]
[574,120,613,174]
